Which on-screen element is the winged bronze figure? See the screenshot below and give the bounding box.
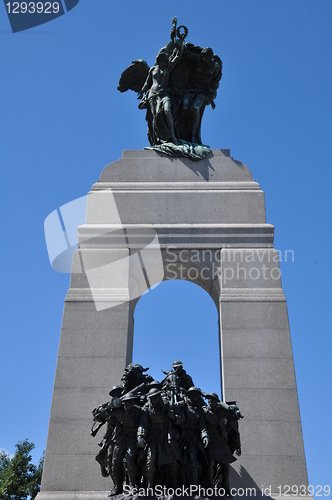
[118,17,222,161]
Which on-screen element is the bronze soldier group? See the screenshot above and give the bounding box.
[91,361,243,497]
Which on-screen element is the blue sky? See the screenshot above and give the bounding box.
[1,0,331,492]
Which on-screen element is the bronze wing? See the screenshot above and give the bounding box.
[117,59,150,93]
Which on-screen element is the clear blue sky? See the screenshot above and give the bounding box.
[1,0,331,492]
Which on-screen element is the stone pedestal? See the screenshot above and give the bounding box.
[37,150,309,499]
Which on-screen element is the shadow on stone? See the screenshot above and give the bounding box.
[230,464,272,498]
[176,151,216,181]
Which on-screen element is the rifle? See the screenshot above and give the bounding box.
[91,421,105,438]
[90,401,112,437]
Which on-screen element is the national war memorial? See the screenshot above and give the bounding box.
[37,18,311,500]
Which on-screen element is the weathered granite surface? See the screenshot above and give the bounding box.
[37,150,309,500]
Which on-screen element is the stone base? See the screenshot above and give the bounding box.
[36,494,109,500]
[39,150,310,498]
[36,493,313,500]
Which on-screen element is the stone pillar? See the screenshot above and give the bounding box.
[219,248,307,492]
[37,150,309,500]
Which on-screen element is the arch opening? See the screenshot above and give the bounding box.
[133,279,222,399]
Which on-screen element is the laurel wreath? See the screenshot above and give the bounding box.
[176,25,188,39]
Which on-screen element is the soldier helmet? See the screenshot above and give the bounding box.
[172,360,183,368]
[205,392,220,401]
[149,380,161,388]
[147,388,162,399]
[109,385,123,397]
[187,386,201,394]
[121,392,137,401]
[131,363,149,373]
[127,363,140,371]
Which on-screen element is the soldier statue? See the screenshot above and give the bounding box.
[91,363,243,496]
[137,388,183,488]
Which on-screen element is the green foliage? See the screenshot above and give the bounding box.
[0,440,44,500]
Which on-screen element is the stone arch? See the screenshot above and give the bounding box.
[38,150,310,497]
[129,247,222,313]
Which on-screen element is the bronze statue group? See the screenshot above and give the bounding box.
[118,18,222,161]
[91,361,243,497]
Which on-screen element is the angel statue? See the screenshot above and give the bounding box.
[118,18,222,161]
[137,32,185,146]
